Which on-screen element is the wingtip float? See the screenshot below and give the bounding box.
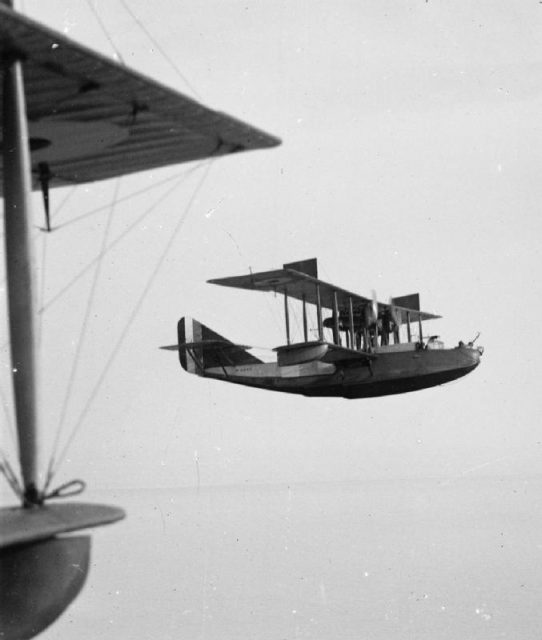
[171,258,483,399]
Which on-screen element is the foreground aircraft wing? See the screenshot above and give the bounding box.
[209,258,440,322]
[0,5,280,192]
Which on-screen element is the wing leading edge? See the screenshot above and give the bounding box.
[0,5,281,192]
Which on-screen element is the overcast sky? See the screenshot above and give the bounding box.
[1,0,541,495]
[2,3,542,639]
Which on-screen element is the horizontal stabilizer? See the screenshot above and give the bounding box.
[0,502,125,550]
[161,339,253,351]
[179,340,253,351]
[177,317,262,374]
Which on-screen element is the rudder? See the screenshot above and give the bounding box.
[177,317,262,374]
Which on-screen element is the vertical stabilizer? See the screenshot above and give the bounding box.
[177,317,201,373]
[283,258,318,278]
[177,317,262,375]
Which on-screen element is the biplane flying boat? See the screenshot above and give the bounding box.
[173,259,483,398]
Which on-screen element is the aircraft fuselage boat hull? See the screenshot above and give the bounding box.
[201,344,481,399]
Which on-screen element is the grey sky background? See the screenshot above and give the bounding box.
[1,1,542,637]
[0,0,538,489]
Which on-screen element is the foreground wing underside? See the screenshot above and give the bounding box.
[0,5,280,192]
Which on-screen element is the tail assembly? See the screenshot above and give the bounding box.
[177,317,262,375]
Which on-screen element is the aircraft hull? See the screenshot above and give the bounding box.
[203,346,481,399]
[307,362,478,398]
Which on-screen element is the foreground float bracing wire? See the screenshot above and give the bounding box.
[84,0,126,65]
[40,165,206,314]
[0,452,23,501]
[119,0,203,101]
[43,161,214,494]
[44,178,121,496]
[53,168,197,232]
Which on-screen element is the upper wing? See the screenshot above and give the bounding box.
[208,258,440,322]
[0,5,280,192]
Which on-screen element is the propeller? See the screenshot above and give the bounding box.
[363,290,379,326]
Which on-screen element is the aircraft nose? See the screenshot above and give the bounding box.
[467,345,483,366]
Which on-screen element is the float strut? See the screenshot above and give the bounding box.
[38,162,52,232]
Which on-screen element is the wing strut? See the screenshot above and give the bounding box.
[38,162,52,232]
[284,288,291,345]
[348,297,355,349]
[316,283,323,341]
[302,294,308,342]
[2,51,40,505]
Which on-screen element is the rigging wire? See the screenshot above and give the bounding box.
[0,189,77,499]
[267,293,286,340]
[119,0,203,101]
[0,173,186,309]
[46,161,214,485]
[0,451,23,501]
[290,300,303,342]
[40,164,206,314]
[44,179,120,492]
[218,229,284,340]
[54,170,194,231]
[0,382,18,469]
[37,228,47,351]
[49,185,78,227]
[2,175,193,491]
[84,0,126,65]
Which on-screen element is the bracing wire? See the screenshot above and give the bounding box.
[219,227,246,262]
[0,284,20,489]
[217,228,284,342]
[49,185,78,227]
[0,173,184,307]
[0,383,18,461]
[290,300,303,342]
[40,164,206,314]
[44,179,120,492]
[54,170,194,231]
[0,193,68,295]
[37,228,48,350]
[46,161,214,484]
[85,0,126,64]
[119,0,202,101]
[0,451,23,501]
[2,174,190,492]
